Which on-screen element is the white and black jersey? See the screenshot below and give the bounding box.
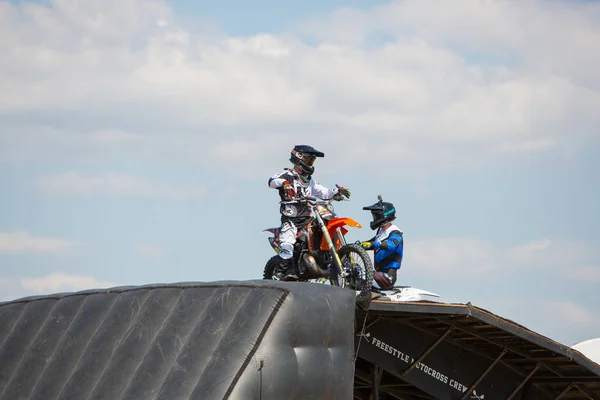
[268,168,339,222]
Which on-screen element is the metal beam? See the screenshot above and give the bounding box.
[381,383,419,388]
[355,384,371,389]
[573,383,597,400]
[370,365,383,400]
[431,315,599,397]
[366,302,598,379]
[460,348,507,400]
[390,318,556,399]
[505,364,541,400]
[355,316,382,335]
[361,308,600,399]
[433,317,536,360]
[503,356,572,363]
[354,365,432,400]
[467,308,600,377]
[401,327,453,377]
[554,385,573,400]
[369,302,472,315]
[530,376,600,384]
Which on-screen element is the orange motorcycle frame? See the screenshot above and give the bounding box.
[314,217,363,251]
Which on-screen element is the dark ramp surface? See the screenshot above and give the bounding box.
[354,301,600,400]
[0,280,356,400]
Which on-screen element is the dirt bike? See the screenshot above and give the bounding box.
[262,195,375,296]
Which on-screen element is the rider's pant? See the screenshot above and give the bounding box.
[278,220,297,260]
[373,269,396,290]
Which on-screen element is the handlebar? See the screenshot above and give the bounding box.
[301,195,346,205]
[280,195,347,205]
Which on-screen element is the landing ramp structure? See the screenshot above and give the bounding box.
[3,280,599,400]
[0,280,356,400]
[354,300,600,400]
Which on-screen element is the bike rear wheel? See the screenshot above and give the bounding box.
[336,243,375,296]
[263,255,312,282]
[262,255,281,280]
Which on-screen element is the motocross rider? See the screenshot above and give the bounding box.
[268,145,351,281]
[360,196,403,291]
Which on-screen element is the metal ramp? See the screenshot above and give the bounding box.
[354,300,600,400]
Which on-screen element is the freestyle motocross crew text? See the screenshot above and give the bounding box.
[370,335,479,394]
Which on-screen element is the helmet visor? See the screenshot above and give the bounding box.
[302,154,316,166]
[371,210,383,222]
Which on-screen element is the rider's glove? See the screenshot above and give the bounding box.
[282,180,296,200]
[361,241,373,250]
[336,184,350,199]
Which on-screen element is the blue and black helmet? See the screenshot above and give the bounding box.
[363,195,396,230]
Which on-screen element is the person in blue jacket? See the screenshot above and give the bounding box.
[360,195,403,291]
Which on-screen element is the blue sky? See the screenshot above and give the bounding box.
[1,0,599,352]
[170,0,385,34]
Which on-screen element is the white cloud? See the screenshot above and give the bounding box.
[135,243,167,261]
[505,239,554,265]
[19,272,117,295]
[566,266,600,283]
[0,0,598,174]
[0,272,119,302]
[87,129,143,144]
[38,171,204,201]
[406,237,497,278]
[544,301,600,327]
[0,278,23,302]
[411,185,428,199]
[404,237,599,280]
[0,231,74,254]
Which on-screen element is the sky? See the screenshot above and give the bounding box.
[1,0,599,349]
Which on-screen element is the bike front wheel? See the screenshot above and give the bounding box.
[337,244,375,296]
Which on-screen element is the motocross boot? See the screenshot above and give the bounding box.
[283,260,299,281]
[273,261,286,280]
[273,258,298,281]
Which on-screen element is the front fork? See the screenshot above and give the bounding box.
[313,212,346,285]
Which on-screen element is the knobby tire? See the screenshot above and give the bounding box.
[337,243,375,297]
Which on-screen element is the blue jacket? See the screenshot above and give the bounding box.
[371,225,403,271]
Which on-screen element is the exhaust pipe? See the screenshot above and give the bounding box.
[303,253,331,278]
